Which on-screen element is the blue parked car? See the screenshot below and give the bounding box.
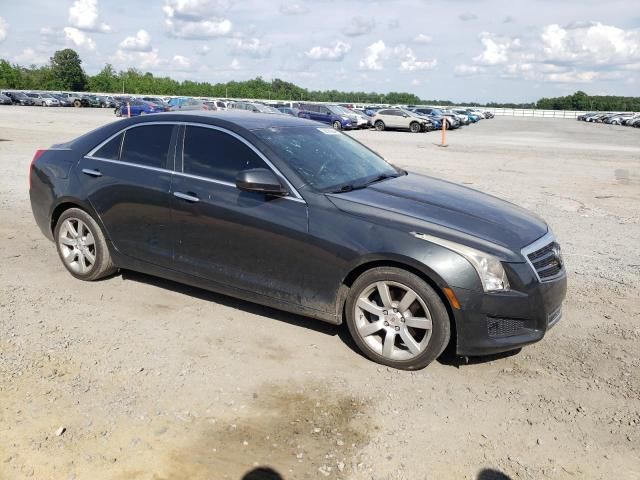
[167,97,193,109]
[116,100,167,117]
[297,103,356,130]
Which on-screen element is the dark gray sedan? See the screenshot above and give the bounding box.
[29,112,566,369]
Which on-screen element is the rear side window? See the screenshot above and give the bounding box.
[183,126,266,183]
[93,133,123,160]
[121,124,174,169]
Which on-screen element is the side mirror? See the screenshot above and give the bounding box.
[236,168,288,196]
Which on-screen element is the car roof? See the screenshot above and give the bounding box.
[129,110,320,131]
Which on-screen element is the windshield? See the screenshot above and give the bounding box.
[254,126,401,192]
[333,106,353,116]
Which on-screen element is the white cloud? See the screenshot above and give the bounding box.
[413,33,432,44]
[196,45,210,55]
[68,0,110,32]
[345,17,375,37]
[229,36,271,58]
[473,32,519,65]
[454,64,484,76]
[163,0,232,38]
[279,3,308,15]
[111,48,166,69]
[230,58,240,70]
[541,22,640,67]
[0,16,7,43]
[305,41,351,61]
[13,48,48,65]
[119,30,152,52]
[359,40,387,70]
[462,22,640,84]
[173,55,192,70]
[63,27,96,51]
[396,46,437,71]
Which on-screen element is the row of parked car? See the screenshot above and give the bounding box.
[0,90,118,108]
[110,95,494,133]
[576,112,640,127]
[1,89,495,132]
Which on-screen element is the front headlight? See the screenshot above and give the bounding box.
[411,232,510,292]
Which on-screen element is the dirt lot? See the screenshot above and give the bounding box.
[0,107,638,480]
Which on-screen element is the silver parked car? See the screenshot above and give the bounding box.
[26,93,60,107]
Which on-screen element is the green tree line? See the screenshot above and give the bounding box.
[1,49,638,110]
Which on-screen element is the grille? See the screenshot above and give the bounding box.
[526,241,563,280]
[487,317,525,338]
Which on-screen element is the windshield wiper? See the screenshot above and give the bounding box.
[329,171,404,194]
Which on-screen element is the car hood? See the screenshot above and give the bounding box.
[327,173,548,258]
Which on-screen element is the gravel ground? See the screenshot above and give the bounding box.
[0,106,638,480]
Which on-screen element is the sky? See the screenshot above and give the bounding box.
[0,0,639,102]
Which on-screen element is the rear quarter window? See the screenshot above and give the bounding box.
[93,133,124,160]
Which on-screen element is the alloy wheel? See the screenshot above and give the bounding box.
[57,218,96,274]
[354,281,433,361]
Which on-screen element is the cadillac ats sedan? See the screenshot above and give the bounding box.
[29,112,567,370]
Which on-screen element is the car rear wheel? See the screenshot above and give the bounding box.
[73,100,81,108]
[410,122,421,133]
[55,208,116,281]
[345,267,451,370]
[332,120,342,130]
[374,120,385,131]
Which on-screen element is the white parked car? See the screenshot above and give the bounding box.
[372,108,429,133]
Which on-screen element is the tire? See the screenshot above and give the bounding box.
[345,267,451,370]
[410,122,421,133]
[374,120,385,131]
[332,120,342,130]
[54,208,117,281]
[73,100,81,108]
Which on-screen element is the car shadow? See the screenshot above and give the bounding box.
[119,270,361,353]
[437,344,522,368]
[118,270,523,369]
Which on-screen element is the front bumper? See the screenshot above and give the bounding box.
[451,263,567,356]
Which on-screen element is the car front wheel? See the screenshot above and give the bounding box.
[374,120,385,131]
[345,267,451,370]
[332,120,342,130]
[410,122,421,133]
[55,208,117,281]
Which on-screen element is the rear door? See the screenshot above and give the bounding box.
[79,123,178,267]
[170,124,310,304]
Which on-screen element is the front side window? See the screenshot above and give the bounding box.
[121,124,174,169]
[183,126,267,183]
[254,126,400,192]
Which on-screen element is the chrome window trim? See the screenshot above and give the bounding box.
[179,122,304,202]
[521,230,565,283]
[84,120,306,204]
[86,121,177,160]
[83,156,174,174]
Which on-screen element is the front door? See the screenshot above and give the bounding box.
[170,125,311,305]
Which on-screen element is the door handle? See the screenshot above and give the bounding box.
[82,168,102,177]
[174,191,200,203]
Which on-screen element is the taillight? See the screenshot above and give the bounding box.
[30,149,46,189]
